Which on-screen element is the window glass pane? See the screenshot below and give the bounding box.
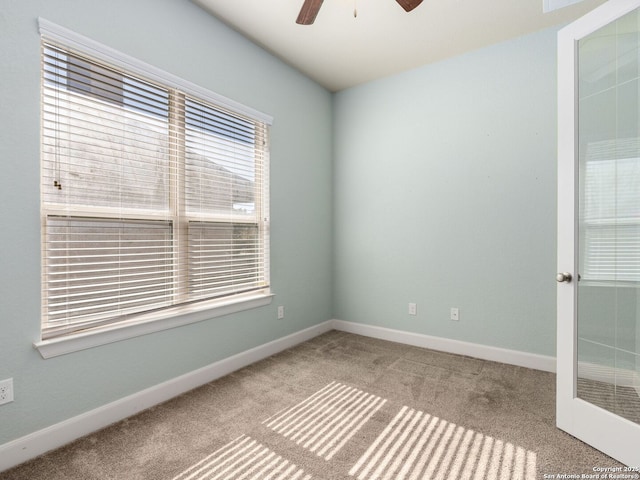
[188,222,263,300]
[184,98,257,217]
[42,45,171,211]
[43,217,174,338]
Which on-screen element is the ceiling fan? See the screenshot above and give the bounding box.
[296,0,424,25]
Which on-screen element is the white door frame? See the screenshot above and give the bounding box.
[557,0,640,467]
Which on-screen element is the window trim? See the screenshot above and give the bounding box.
[36,19,273,357]
[38,19,273,126]
[34,292,274,359]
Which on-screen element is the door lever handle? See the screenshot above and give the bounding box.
[556,272,572,283]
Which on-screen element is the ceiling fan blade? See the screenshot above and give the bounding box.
[395,0,424,12]
[296,0,324,25]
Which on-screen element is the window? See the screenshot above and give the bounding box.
[581,138,640,283]
[40,24,271,342]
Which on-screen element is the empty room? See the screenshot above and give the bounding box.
[1,0,639,478]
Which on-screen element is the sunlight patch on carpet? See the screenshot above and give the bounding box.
[172,435,311,480]
[349,406,537,480]
[263,381,387,460]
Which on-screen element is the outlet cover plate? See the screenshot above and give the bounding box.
[0,378,14,405]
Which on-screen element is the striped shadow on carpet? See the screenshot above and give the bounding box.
[262,381,387,461]
[349,406,537,480]
[172,381,539,480]
[171,435,311,480]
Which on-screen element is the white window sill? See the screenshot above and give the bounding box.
[34,292,274,359]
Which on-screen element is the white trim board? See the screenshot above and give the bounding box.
[38,18,273,125]
[0,321,333,473]
[331,319,556,373]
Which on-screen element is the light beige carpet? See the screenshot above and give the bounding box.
[1,331,624,479]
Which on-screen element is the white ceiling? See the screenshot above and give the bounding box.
[194,0,606,92]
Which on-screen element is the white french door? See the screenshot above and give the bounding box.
[557,0,640,466]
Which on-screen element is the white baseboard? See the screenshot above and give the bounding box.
[0,320,334,473]
[330,319,557,373]
[578,361,640,397]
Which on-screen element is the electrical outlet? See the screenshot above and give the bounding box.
[0,378,14,406]
[277,306,285,319]
[408,303,417,316]
[450,307,460,321]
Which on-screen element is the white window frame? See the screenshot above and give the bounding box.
[35,19,273,359]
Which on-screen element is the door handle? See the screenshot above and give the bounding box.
[556,272,572,283]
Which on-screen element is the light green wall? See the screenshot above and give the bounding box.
[332,27,560,357]
[0,0,333,445]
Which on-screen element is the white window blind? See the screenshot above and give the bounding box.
[41,37,270,340]
[581,139,640,282]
